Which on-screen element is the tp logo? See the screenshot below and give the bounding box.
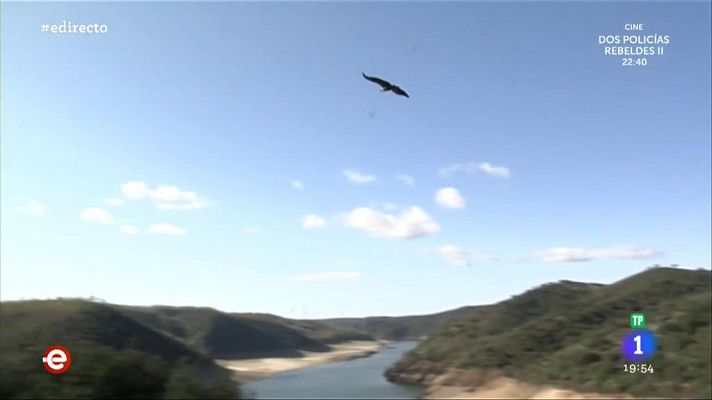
[630,313,646,328]
[42,346,72,374]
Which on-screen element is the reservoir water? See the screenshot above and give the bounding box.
[242,341,423,399]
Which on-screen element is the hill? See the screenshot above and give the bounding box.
[115,305,372,359]
[233,312,373,344]
[0,300,375,398]
[0,300,239,399]
[314,305,484,340]
[385,267,712,399]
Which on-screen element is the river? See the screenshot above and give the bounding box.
[242,341,422,399]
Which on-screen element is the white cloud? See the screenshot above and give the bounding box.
[121,181,150,199]
[104,198,125,207]
[536,246,662,263]
[396,174,415,186]
[120,181,208,211]
[18,199,46,216]
[118,225,140,235]
[80,208,114,224]
[343,169,377,185]
[345,206,440,240]
[147,223,187,235]
[303,214,327,229]
[477,162,510,178]
[151,185,208,210]
[293,271,363,282]
[437,245,471,267]
[291,180,304,189]
[435,187,466,209]
[439,162,510,179]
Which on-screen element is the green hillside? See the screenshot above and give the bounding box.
[0,300,375,399]
[315,305,483,340]
[115,305,372,359]
[233,312,373,344]
[5,267,708,398]
[386,267,712,399]
[0,300,239,399]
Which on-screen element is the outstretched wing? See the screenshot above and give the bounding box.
[362,73,392,89]
[391,85,410,98]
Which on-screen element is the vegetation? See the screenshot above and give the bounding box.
[0,300,373,398]
[315,305,483,340]
[0,300,239,399]
[387,267,712,399]
[116,306,372,359]
[236,313,373,344]
[5,267,709,398]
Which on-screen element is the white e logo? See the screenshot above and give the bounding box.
[42,346,72,374]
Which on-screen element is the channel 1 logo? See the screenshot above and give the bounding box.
[621,317,657,362]
[42,346,72,374]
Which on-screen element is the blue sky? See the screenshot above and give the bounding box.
[1,1,710,318]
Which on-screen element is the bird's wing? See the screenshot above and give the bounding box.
[362,73,392,88]
[391,86,410,98]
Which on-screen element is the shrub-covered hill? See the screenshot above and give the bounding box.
[386,267,712,399]
[233,312,373,344]
[0,300,239,399]
[314,305,484,340]
[0,299,375,399]
[116,305,372,359]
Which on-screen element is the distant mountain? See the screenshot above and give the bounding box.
[232,312,373,344]
[386,267,712,399]
[314,305,484,340]
[0,300,239,399]
[116,305,372,359]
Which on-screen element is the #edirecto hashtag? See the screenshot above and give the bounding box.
[40,20,108,34]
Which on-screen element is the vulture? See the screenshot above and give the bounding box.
[362,73,410,98]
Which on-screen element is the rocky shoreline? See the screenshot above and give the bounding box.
[385,358,630,399]
[384,356,448,386]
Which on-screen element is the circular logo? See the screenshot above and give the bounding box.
[620,330,657,362]
[42,346,72,374]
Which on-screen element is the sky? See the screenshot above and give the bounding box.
[1,1,710,319]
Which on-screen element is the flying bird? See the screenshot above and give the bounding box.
[362,73,410,98]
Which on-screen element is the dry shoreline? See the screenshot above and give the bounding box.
[218,343,625,398]
[388,367,632,399]
[423,376,633,399]
[216,340,385,383]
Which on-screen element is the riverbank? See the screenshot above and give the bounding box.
[240,341,422,399]
[216,340,384,383]
[387,367,631,399]
[423,376,633,399]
